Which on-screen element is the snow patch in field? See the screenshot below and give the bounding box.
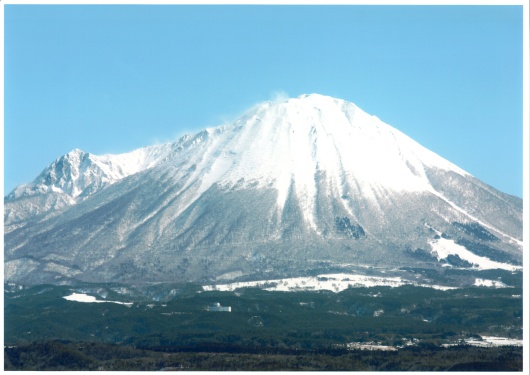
[63,293,132,306]
[474,278,508,288]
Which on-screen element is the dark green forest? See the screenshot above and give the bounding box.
[4,340,522,371]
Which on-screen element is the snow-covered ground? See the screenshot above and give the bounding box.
[443,336,523,348]
[474,278,508,288]
[203,273,457,293]
[345,342,397,351]
[348,336,523,351]
[468,336,523,347]
[63,292,132,306]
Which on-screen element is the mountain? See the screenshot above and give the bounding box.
[4,94,523,287]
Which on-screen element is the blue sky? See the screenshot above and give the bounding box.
[3,4,525,197]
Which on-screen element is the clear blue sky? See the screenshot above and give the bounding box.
[4,4,524,197]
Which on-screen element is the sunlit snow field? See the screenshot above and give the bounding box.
[202,272,514,293]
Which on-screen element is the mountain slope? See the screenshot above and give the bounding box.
[4,94,522,286]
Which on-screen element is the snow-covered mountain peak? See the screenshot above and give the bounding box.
[237,93,393,143]
[4,94,522,286]
[293,92,355,108]
[66,148,86,155]
[195,93,464,192]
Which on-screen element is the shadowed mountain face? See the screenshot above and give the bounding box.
[4,94,522,286]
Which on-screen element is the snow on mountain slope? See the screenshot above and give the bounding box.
[4,94,523,286]
[429,237,521,271]
[198,94,468,231]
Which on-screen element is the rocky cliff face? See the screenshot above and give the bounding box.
[4,94,522,286]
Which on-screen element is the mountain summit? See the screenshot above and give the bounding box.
[4,94,522,286]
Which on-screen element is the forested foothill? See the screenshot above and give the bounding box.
[4,272,523,371]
